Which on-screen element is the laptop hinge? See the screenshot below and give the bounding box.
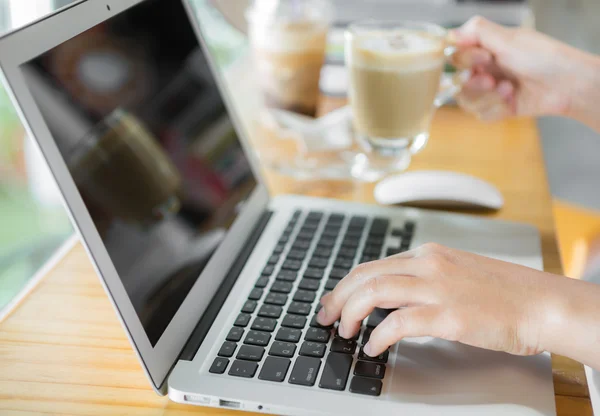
[177,209,273,362]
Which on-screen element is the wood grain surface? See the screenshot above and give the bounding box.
[0,104,591,415]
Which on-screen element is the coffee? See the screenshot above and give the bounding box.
[347,30,445,143]
[249,20,328,117]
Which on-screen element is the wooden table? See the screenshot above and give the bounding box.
[0,103,592,415]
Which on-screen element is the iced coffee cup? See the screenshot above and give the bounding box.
[246,0,333,117]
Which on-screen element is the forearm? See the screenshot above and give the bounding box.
[563,49,600,133]
[539,277,600,370]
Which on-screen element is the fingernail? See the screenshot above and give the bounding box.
[317,306,327,323]
[364,342,374,357]
[338,322,346,338]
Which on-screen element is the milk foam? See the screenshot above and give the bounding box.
[349,30,445,72]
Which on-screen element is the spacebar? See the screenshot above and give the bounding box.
[319,352,353,391]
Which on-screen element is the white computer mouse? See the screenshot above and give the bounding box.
[374,170,504,210]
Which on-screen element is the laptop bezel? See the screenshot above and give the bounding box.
[0,0,271,393]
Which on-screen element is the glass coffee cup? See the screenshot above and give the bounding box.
[346,20,467,178]
[246,0,333,117]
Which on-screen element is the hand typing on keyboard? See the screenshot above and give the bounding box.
[318,242,600,371]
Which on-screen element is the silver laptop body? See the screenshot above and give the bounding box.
[0,0,555,414]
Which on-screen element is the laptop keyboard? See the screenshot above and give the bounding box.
[208,209,415,397]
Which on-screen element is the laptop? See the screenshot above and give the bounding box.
[0,0,556,414]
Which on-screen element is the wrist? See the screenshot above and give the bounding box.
[562,50,600,131]
[536,276,600,368]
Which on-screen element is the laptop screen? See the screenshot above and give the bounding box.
[21,0,257,346]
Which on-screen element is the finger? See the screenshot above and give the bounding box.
[453,16,513,53]
[337,275,430,339]
[463,73,496,94]
[364,307,443,357]
[317,257,428,326]
[452,47,493,69]
[469,83,516,121]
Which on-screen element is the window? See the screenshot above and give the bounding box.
[0,0,73,317]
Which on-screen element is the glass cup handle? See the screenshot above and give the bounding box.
[434,45,471,107]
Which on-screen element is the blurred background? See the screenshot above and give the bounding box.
[0,0,599,316]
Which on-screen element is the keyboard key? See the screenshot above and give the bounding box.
[244,330,271,347]
[278,235,289,244]
[282,259,302,271]
[350,216,367,226]
[321,228,339,238]
[298,278,320,291]
[318,237,336,248]
[228,359,258,378]
[354,360,386,379]
[276,270,297,282]
[292,240,311,250]
[360,255,379,264]
[362,245,383,256]
[405,221,416,233]
[237,345,265,361]
[358,347,389,363]
[328,213,344,223]
[270,281,293,294]
[329,268,349,279]
[255,277,269,288]
[251,317,277,332]
[334,258,354,269]
[267,254,280,265]
[304,268,324,279]
[296,230,314,240]
[234,313,251,327]
[241,300,257,314]
[345,228,363,238]
[386,247,402,257]
[276,327,302,343]
[299,341,326,358]
[325,279,341,291]
[335,327,359,341]
[209,357,229,374]
[319,352,353,391]
[265,292,288,306]
[273,243,286,254]
[337,247,357,258]
[269,341,297,358]
[259,356,291,382]
[330,338,356,354]
[292,210,301,219]
[262,265,275,275]
[289,357,321,386]
[248,288,263,301]
[282,314,306,329]
[366,235,385,245]
[258,304,283,318]
[341,239,359,248]
[286,250,306,260]
[349,376,382,396]
[305,327,331,343]
[307,210,324,219]
[400,241,411,251]
[293,290,316,303]
[226,327,244,342]
[218,341,237,357]
[310,315,333,329]
[288,302,311,316]
[313,246,333,257]
[366,308,393,328]
[361,327,373,345]
[309,257,329,268]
